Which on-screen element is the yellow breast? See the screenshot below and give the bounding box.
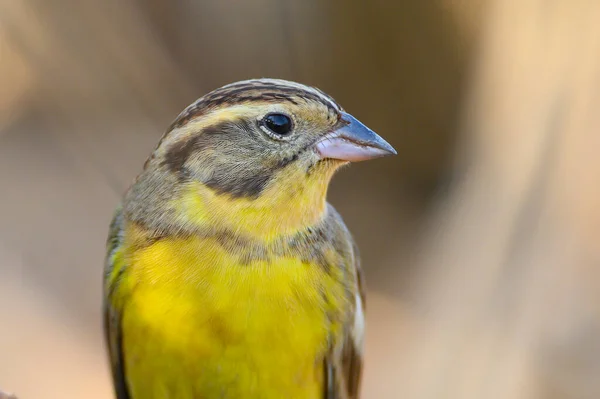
[116,235,347,399]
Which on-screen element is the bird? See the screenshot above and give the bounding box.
[103,78,396,399]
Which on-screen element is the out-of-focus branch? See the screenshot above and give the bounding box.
[392,0,600,398]
[0,389,17,399]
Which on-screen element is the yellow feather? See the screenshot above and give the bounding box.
[113,234,347,398]
[173,159,340,240]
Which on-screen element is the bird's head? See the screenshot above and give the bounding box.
[131,79,396,239]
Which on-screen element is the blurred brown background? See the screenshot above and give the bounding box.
[1,0,600,398]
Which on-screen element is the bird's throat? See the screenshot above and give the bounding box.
[175,162,339,241]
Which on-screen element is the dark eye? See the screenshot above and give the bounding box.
[261,113,293,137]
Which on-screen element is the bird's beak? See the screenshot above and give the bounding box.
[315,112,397,162]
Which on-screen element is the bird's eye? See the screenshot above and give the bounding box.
[260,113,293,137]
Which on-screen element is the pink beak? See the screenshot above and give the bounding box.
[315,112,397,162]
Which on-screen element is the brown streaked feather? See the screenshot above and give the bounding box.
[104,207,131,399]
[104,300,130,399]
[146,78,340,171]
[345,241,365,398]
[169,78,342,131]
[324,237,365,399]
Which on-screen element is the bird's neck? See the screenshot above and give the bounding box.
[178,178,327,241]
[125,160,343,241]
[174,164,338,241]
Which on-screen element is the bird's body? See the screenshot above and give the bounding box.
[107,204,357,399]
[104,79,395,399]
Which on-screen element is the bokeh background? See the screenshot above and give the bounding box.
[2,0,600,398]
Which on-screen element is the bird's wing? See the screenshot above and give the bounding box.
[103,207,132,399]
[324,234,365,399]
[343,242,365,398]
